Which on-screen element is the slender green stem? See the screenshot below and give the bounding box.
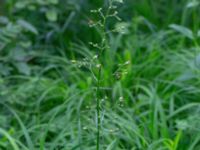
[96,2,113,149]
[96,66,101,150]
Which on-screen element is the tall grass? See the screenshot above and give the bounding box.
[0,0,200,150]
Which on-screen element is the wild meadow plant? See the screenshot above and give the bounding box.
[89,0,131,149]
[71,0,129,149]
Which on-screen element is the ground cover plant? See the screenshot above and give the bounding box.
[1,0,200,149]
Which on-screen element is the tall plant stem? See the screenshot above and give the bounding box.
[96,66,101,150]
[96,2,112,149]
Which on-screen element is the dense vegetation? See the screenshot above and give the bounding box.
[1,0,200,149]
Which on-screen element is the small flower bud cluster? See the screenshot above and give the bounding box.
[88,0,123,31]
[113,60,131,80]
[109,128,119,133]
[71,58,92,68]
[118,96,124,107]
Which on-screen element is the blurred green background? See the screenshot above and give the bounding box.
[1,0,200,150]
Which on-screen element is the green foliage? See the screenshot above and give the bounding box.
[1,0,200,150]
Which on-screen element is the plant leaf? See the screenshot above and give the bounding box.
[0,16,9,25]
[169,24,194,40]
[186,1,199,8]
[106,139,117,150]
[197,30,200,37]
[15,62,31,76]
[17,20,38,35]
[114,0,123,3]
[45,9,58,22]
[0,128,19,150]
[49,0,59,4]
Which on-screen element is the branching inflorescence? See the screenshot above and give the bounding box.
[88,0,124,149]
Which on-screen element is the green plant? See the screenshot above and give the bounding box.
[88,0,126,149]
[1,0,200,150]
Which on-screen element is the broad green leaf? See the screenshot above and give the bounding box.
[17,20,38,35]
[169,24,194,40]
[45,9,58,22]
[15,62,31,76]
